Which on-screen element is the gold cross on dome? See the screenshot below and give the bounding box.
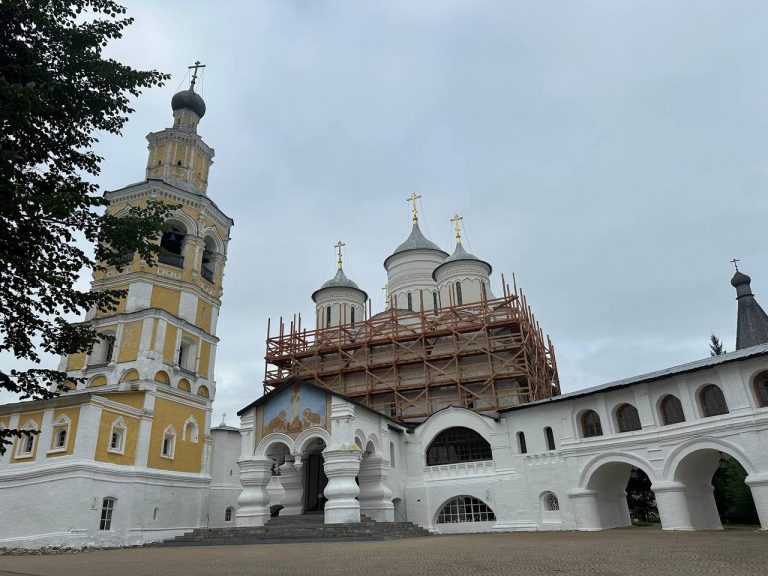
[450,214,463,244]
[407,193,422,223]
[335,240,346,270]
[730,258,740,272]
[188,60,206,91]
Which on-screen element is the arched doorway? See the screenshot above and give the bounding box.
[301,437,327,514]
[672,448,759,530]
[582,460,657,530]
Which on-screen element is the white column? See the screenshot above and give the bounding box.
[278,458,303,516]
[358,453,394,522]
[652,482,695,531]
[236,456,274,527]
[745,474,768,530]
[322,447,362,524]
[566,488,602,531]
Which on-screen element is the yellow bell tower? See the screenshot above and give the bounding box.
[60,62,233,473]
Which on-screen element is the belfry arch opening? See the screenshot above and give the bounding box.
[201,236,216,283]
[672,448,760,529]
[159,219,187,268]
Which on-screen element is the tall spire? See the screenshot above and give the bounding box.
[731,266,768,350]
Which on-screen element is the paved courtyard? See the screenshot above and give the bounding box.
[1,529,767,576]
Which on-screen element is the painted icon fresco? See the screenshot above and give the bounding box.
[263,383,327,436]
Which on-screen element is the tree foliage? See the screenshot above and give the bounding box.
[713,459,759,525]
[0,0,171,454]
[710,333,726,356]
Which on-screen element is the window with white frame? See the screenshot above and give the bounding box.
[15,420,38,458]
[50,415,71,452]
[161,425,176,458]
[183,415,199,443]
[437,496,495,524]
[108,416,127,454]
[100,497,116,530]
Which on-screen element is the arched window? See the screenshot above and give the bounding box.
[517,431,527,454]
[95,331,115,365]
[153,507,159,521]
[177,378,191,392]
[109,416,127,454]
[433,291,438,312]
[350,307,356,326]
[753,372,768,407]
[437,496,496,524]
[16,420,38,457]
[225,507,233,522]
[100,497,116,530]
[162,425,176,459]
[159,221,187,268]
[389,441,396,468]
[542,492,560,511]
[700,384,728,417]
[455,282,463,305]
[660,395,685,425]
[326,306,331,328]
[544,426,556,450]
[616,404,642,432]
[581,410,603,438]
[407,292,413,311]
[426,427,492,466]
[201,236,216,283]
[54,428,67,449]
[481,282,487,301]
[183,416,199,443]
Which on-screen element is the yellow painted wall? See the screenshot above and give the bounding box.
[177,378,191,392]
[149,319,158,351]
[47,406,81,458]
[195,300,212,333]
[10,410,44,464]
[94,409,140,465]
[198,341,211,378]
[117,321,142,363]
[102,392,146,409]
[66,352,86,371]
[89,375,108,387]
[150,286,181,316]
[146,397,206,473]
[163,324,178,365]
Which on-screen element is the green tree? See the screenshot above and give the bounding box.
[710,334,726,356]
[0,0,171,454]
[712,459,759,525]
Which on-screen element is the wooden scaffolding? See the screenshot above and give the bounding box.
[264,277,560,422]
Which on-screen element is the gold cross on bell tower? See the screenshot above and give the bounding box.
[188,60,206,91]
[450,214,463,245]
[407,193,422,224]
[335,240,346,270]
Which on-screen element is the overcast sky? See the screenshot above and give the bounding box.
[3,1,768,426]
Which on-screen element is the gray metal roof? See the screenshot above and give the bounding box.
[384,223,448,268]
[432,242,492,279]
[171,89,206,118]
[311,268,368,302]
[500,342,768,413]
[732,271,768,350]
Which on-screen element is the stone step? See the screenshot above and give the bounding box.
[159,516,431,547]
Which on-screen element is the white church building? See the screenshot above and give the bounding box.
[1,80,767,549]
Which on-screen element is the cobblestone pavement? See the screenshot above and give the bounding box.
[1,529,767,576]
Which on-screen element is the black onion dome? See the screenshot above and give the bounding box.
[171,89,206,118]
[731,271,751,288]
